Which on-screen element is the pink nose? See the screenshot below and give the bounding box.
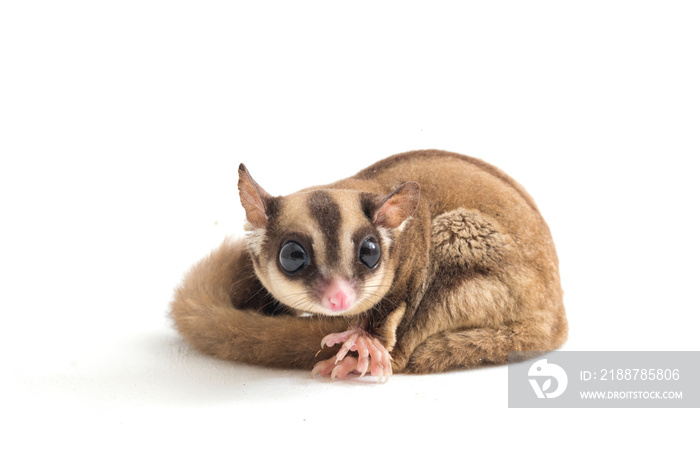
[323,279,356,312]
[328,291,351,311]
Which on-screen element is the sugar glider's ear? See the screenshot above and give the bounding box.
[371,182,421,230]
[238,163,273,229]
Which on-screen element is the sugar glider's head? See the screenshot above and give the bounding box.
[237,164,420,316]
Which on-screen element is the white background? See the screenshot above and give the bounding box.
[2,1,698,464]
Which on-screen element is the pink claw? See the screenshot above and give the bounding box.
[310,359,336,378]
[320,330,355,349]
[330,356,359,380]
[312,327,392,383]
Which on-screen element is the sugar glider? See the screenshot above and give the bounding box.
[171,150,568,381]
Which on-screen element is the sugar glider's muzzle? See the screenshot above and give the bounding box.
[321,278,356,312]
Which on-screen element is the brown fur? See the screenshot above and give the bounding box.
[170,150,568,374]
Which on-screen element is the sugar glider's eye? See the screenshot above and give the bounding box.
[359,237,380,269]
[279,241,309,274]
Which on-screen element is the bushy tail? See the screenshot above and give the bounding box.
[170,238,348,369]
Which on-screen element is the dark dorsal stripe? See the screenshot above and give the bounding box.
[308,190,341,268]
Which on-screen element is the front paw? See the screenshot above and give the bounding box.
[310,327,392,382]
